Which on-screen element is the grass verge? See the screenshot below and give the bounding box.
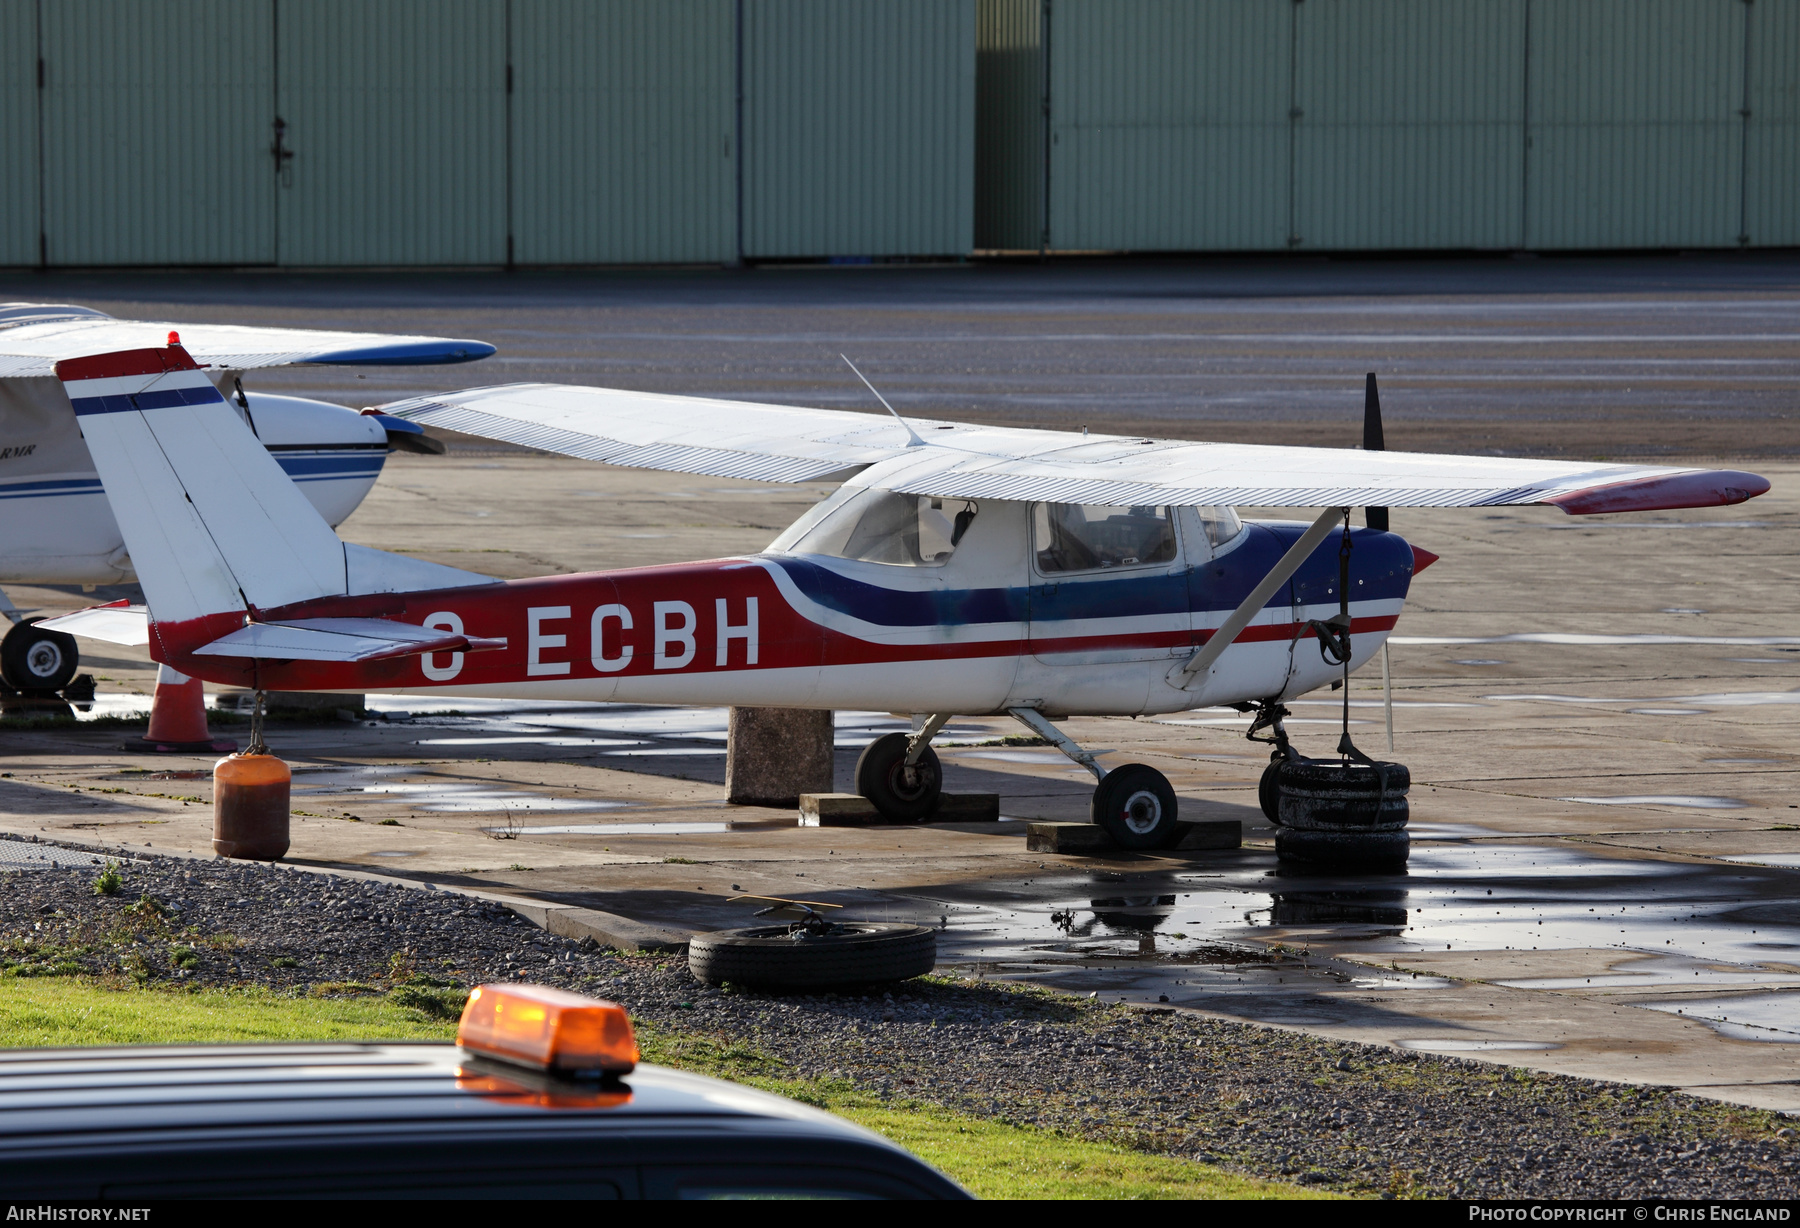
[0,978,1333,1200]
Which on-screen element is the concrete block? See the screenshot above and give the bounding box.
[1026,822,1112,852]
[799,793,882,826]
[726,707,834,806]
[1027,819,1241,854]
[542,905,690,953]
[799,793,1000,826]
[932,793,1000,822]
[1174,820,1241,850]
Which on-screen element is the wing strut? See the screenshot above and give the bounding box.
[1178,505,1349,688]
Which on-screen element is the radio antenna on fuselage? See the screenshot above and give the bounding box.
[841,354,925,447]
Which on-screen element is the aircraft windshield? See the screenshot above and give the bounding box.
[771,487,978,567]
[1034,503,1178,572]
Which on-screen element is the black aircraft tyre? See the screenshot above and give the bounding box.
[1091,763,1180,850]
[1274,759,1410,830]
[687,923,937,989]
[0,618,78,694]
[1258,759,1284,824]
[854,732,943,822]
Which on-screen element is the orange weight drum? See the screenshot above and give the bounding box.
[213,752,291,860]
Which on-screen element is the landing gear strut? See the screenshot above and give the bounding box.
[1009,707,1182,850]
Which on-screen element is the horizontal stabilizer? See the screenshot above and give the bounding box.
[37,600,149,646]
[193,617,507,663]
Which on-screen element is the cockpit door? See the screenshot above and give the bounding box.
[1026,503,1191,668]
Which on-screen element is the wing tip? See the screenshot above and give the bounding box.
[1545,469,1771,516]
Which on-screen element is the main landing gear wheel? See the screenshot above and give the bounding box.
[855,732,943,822]
[0,618,78,695]
[1091,763,1180,850]
[688,922,937,989]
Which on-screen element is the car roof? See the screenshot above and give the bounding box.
[0,1043,879,1148]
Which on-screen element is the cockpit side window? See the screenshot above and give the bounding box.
[770,488,978,567]
[1033,503,1178,573]
[1195,505,1243,550]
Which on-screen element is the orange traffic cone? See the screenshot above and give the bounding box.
[126,664,237,754]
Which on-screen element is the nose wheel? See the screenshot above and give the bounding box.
[1007,707,1183,849]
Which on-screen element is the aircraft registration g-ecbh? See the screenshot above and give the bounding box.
[42,342,1769,848]
[0,303,492,693]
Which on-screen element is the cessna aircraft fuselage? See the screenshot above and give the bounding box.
[148,496,1421,717]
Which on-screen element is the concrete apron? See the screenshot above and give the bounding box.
[3,462,1798,1114]
[6,747,1798,1116]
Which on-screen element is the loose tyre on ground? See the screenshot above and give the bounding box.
[854,732,942,822]
[0,618,78,694]
[688,922,936,989]
[1274,759,1410,830]
[1090,763,1180,850]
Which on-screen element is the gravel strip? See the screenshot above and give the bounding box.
[2,841,1795,1200]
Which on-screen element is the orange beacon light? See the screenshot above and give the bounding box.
[456,984,640,1076]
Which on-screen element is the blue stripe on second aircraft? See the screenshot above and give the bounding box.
[273,453,386,479]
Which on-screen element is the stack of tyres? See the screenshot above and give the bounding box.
[1274,760,1409,868]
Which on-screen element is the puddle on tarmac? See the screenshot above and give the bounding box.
[1397,1039,1561,1052]
[913,842,1800,990]
[1394,634,1800,647]
[1560,795,1748,809]
[1490,690,1800,708]
[1451,659,1508,666]
[336,784,625,813]
[367,698,989,752]
[369,851,420,858]
[483,821,734,836]
[1721,854,1800,869]
[1641,993,1800,1042]
[417,736,643,748]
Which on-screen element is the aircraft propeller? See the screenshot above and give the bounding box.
[1363,372,1388,530]
[1362,371,1396,753]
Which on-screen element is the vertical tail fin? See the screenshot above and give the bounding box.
[54,345,347,626]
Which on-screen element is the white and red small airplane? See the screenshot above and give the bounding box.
[0,303,491,692]
[42,343,1769,847]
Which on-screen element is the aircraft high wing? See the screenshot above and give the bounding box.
[375,382,1766,515]
[0,305,494,694]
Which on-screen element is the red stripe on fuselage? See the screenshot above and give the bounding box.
[151,558,1400,691]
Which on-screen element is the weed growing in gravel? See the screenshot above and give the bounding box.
[91,862,122,897]
[389,984,469,1022]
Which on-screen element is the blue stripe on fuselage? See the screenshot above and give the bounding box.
[272,452,385,479]
[0,477,105,500]
[767,525,1415,630]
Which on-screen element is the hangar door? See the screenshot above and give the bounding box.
[37,0,275,266]
[274,0,507,266]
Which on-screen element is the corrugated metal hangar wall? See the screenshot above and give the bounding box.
[0,0,1793,267]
